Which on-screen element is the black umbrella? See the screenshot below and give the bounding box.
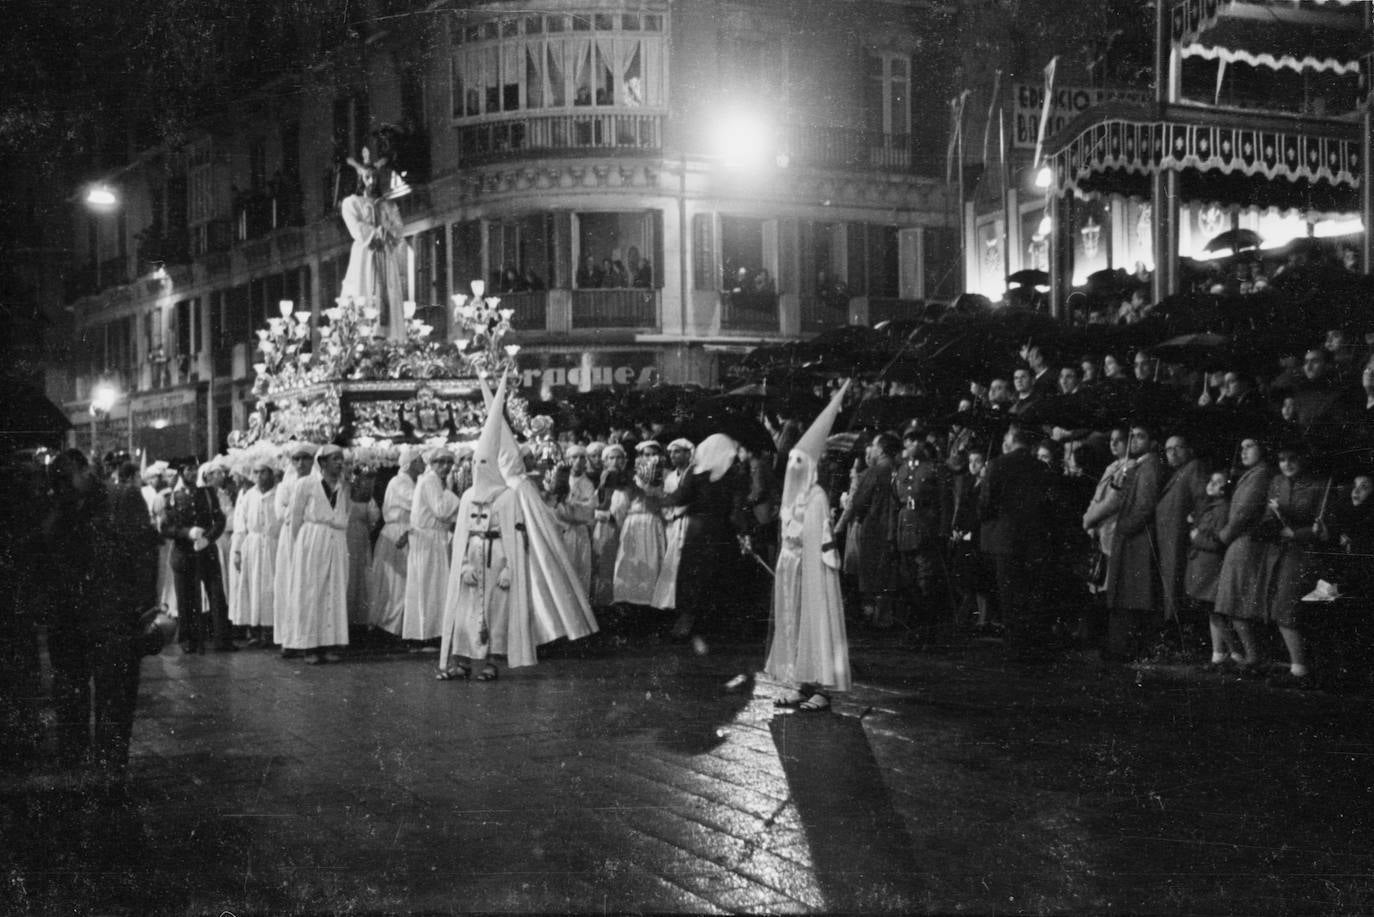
[848,394,937,431]
[1148,332,1234,369]
[1204,229,1263,254]
[1007,269,1050,287]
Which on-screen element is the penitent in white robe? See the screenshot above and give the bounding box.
[346,497,380,625]
[439,492,514,664]
[281,475,351,651]
[651,468,688,610]
[144,486,178,617]
[764,484,851,693]
[612,488,665,607]
[229,486,281,627]
[272,468,301,638]
[368,471,415,635]
[402,469,461,640]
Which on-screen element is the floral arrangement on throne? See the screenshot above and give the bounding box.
[234,278,535,452]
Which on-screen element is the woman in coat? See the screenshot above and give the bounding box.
[1188,470,1234,666]
[1257,445,1327,688]
[1212,438,1273,670]
[836,432,901,627]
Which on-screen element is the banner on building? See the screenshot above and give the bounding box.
[1012,82,1151,150]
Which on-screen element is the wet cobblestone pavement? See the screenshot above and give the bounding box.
[6,631,1374,915]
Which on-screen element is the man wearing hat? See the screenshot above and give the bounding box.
[403,446,462,648]
[161,457,235,653]
[891,427,950,625]
[369,444,424,637]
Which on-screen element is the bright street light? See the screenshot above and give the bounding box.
[85,185,118,208]
[91,382,119,414]
[1034,165,1053,189]
[711,109,776,169]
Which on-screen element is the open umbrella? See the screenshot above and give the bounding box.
[1204,229,1263,254]
[1148,332,1234,369]
[1007,269,1050,288]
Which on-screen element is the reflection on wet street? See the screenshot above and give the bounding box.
[5,638,1374,914]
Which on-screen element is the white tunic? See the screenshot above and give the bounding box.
[651,468,688,610]
[346,497,380,625]
[272,470,301,636]
[281,475,351,650]
[215,488,237,621]
[612,487,665,606]
[555,474,596,598]
[230,486,281,627]
[402,469,461,640]
[144,487,177,617]
[368,472,415,635]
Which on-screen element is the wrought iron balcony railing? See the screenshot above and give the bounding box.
[571,288,658,330]
[458,112,664,166]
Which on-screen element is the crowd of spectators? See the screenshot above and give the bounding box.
[574,246,654,290]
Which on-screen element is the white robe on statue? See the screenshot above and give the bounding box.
[346,497,380,625]
[340,192,407,341]
[651,468,688,610]
[403,469,461,640]
[229,486,281,628]
[281,475,351,651]
[368,471,415,635]
[612,487,665,606]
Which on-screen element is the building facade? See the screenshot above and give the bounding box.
[1037,0,1371,309]
[61,0,958,458]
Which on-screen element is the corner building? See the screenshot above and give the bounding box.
[63,0,957,457]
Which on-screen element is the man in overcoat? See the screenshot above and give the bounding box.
[978,426,1053,648]
[1155,434,1208,630]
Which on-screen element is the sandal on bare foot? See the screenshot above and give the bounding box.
[474,664,499,682]
[798,693,831,713]
[436,664,470,681]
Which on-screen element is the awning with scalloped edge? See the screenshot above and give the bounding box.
[1172,0,1365,74]
[1050,117,1361,216]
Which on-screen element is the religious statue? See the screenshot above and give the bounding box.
[340,148,407,341]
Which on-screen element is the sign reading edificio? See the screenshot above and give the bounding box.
[1011,83,1151,150]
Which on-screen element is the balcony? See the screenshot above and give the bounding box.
[495,290,548,332]
[571,288,658,330]
[780,126,930,175]
[800,295,850,333]
[458,112,664,166]
[721,291,779,333]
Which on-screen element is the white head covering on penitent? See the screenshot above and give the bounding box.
[782,380,850,517]
[692,433,740,483]
[469,382,510,504]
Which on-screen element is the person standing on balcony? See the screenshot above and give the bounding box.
[576,254,603,289]
[340,152,406,341]
[627,246,653,289]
